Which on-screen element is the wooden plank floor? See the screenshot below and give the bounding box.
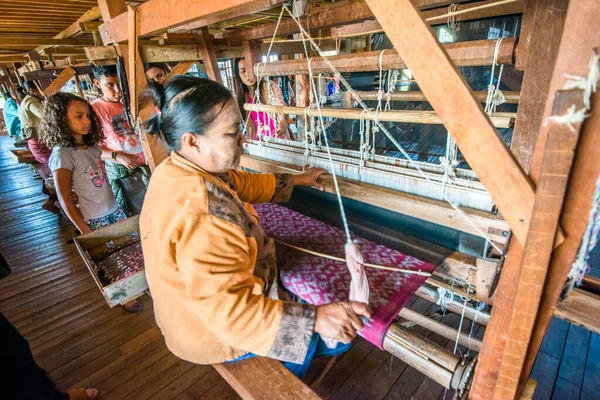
[0,135,594,399]
[530,243,600,400]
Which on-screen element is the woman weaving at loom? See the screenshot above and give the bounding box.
[140,75,370,378]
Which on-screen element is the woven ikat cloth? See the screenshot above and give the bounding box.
[254,203,436,349]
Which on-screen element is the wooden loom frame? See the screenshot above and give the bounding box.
[86,0,600,398]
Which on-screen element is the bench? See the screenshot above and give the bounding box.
[29,163,56,193]
[214,357,322,400]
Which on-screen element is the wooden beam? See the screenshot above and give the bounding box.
[494,89,585,399]
[415,285,490,326]
[364,0,533,247]
[34,7,101,53]
[86,41,337,65]
[473,1,568,384]
[217,0,523,43]
[244,103,515,128]
[356,90,520,104]
[44,66,77,96]
[100,0,286,44]
[383,322,464,389]
[214,357,321,399]
[163,61,195,82]
[510,0,567,173]
[128,5,141,120]
[398,308,483,351]
[79,21,102,33]
[22,66,94,81]
[243,40,262,85]
[472,1,596,399]
[521,0,600,390]
[255,38,517,76]
[554,289,600,335]
[239,155,510,247]
[194,28,222,83]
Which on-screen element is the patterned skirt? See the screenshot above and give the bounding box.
[85,207,128,231]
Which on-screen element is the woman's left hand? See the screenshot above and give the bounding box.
[293,165,327,191]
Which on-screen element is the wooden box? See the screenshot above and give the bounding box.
[74,215,148,307]
[9,148,36,164]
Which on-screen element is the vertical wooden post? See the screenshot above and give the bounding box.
[12,63,23,86]
[99,0,169,170]
[127,4,140,120]
[510,0,568,172]
[195,27,222,83]
[472,1,599,398]
[243,40,262,85]
[74,74,85,98]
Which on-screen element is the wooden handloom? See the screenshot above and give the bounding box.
[5,0,599,398]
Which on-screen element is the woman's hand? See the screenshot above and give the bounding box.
[293,165,327,191]
[314,302,371,344]
[115,153,139,169]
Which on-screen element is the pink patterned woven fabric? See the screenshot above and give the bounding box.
[254,203,436,349]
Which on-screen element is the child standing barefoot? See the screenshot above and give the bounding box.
[39,92,142,313]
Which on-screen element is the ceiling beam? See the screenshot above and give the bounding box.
[0,38,95,47]
[100,0,286,44]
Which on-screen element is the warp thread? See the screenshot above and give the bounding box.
[566,173,600,296]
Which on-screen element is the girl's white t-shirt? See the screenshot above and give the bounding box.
[49,145,119,220]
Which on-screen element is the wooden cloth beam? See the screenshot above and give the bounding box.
[255,38,516,76]
[364,0,534,246]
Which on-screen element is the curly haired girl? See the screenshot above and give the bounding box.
[40,92,143,313]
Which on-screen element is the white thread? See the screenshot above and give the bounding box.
[453,288,471,355]
[448,4,460,32]
[544,105,588,133]
[484,38,507,115]
[436,287,454,312]
[545,50,600,132]
[282,4,504,254]
[562,51,600,110]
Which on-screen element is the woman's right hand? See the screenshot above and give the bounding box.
[115,153,139,169]
[314,302,371,344]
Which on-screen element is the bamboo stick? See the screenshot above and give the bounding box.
[398,308,483,351]
[244,103,514,128]
[274,239,432,276]
[355,90,520,104]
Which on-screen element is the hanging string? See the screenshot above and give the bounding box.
[282,4,504,254]
[484,38,507,115]
[447,4,460,32]
[241,5,286,139]
[453,286,472,355]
